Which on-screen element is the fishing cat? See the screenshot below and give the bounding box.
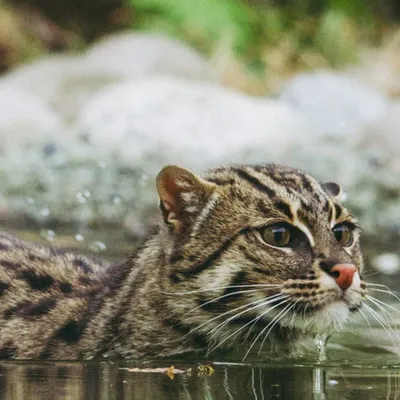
[0,164,365,359]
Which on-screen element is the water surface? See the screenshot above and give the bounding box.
[0,227,399,400]
[2,358,400,400]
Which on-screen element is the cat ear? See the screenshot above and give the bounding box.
[321,182,343,200]
[156,166,216,233]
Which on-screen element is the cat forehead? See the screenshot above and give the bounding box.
[202,164,350,227]
[204,164,327,201]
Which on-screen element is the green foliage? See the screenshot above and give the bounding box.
[135,0,252,52]
[131,0,386,84]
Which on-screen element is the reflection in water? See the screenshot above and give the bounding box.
[0,361,399,400]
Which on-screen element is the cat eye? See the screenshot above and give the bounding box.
[260,223,292,247]
[332,224,354,247]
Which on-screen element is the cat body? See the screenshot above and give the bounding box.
[0,164,365,359]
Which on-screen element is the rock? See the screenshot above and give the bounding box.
[279,71,389,136]
[0,52,398,250]
[372,253,400,275]
[366,102,400,169]
[0,55,80,106]
[84,32,216,82]
[0,77,313,232]
[75,77,312,173]
[0,33,216,122]
[0,85,64,146]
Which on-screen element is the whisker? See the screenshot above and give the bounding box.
[242,302,294,360]
[185,287,278,316]
[364,303,398,336]
[367,295,400,316]
[206,298,290,356]
[367,288,400,303]
[362,271,384,278]
[184,299,266,338]
[259,299,300,355]
[185,294,285,340]
[358,306,372,329]
[208,294,288,338]
[367,297,398,328]
[363,303,399,351]
[163,284,283,296]
[366,283,394,290]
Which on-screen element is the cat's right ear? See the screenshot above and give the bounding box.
[321,182,343,201]
[156,166,216,233]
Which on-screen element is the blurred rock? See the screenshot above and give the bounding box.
[85,32,216,82]
[75,77,312,172]
[0,32,216,122]
[279,71,389,136]
[372,253,400,275]
[0,39,398,247]
[0,84,64,145]
[0,55,81,118]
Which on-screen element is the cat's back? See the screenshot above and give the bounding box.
[0,232,106,359]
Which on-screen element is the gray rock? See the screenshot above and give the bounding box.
[0,85,64,146]
[372,253,400,275]
[0,53,398,249]
[0,32,216,122]
[0,77,313,231]
[280,71,389,136]
[75,77,313,172]
[84,31,216,82]
[0,55,80,109]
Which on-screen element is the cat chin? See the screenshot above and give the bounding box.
[279,301,352,335]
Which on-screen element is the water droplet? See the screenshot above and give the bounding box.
[40,229,56,241]
[39,207,50,217]
[76,193,86,203]
[75,234,84,242]
[76,191,91,203]
[140,173,149,182]
[112,195,122,205]
[314,333,328,362]
[89,241,107,253]
[26,197,35,205]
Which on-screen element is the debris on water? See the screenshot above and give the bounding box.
[120,366,191,380]
[196,363,215,377]
[314,333,328,362]
[120,363,214,380]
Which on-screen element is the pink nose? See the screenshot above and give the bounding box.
[331,263,357,290]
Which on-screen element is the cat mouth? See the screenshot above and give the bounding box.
[278,294,364,316]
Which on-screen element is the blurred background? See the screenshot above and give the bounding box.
[0,0,398,279]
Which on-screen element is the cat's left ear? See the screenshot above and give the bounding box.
[156,165,216,233]
[321,182,343,201]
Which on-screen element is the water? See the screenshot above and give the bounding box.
[2,360,400,400]
[1,227,399,399]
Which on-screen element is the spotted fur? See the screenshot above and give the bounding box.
[0,164,366,359]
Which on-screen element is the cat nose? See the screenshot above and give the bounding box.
[330,263,357,290]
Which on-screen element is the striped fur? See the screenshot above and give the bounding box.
[0,164,365,360]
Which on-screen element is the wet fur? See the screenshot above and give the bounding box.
[0,164,366,359]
